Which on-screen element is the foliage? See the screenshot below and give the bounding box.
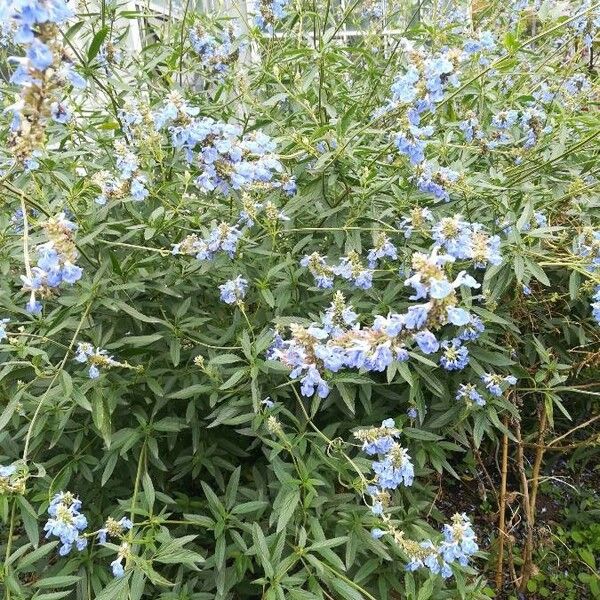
[0,0,599,599]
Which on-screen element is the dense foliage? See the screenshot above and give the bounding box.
[0,0,599,599]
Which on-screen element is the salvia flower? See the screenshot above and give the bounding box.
[43,491,87,555]
[249,0,291,32]
[354,419,400,456]
[74,342,120,379]
[375,511,478,579]
[2,0,84,164]
[456,383,485,406]
[355,422,414,514]
[398,206,434,238]
[189,22,241,76]
[98,516,133,545]
[322,292,358,337]
[111,541,130,578]
[300,253,335,289]
[0,318,9,342]
[439,338,469,371]
[481,373,517,397]
[333,252,374,289]
[173,223,244,262]
[0,463,26,495]
[372,443,415,489]
[367,233,398,267]
[457,315,485,341]
[154,97,291,195]
[20,213,83,313]
[416,162,460,202]
[219,275,248,304]
[439,513,479,567]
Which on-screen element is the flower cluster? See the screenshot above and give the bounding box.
[415,163,460,203]
[98,516,132,545]
[432,216,502,267]
[463,31,496,57]
[356,424,479,580]
[219,275,248,304]
[189,22,240,76]
[0,463,26,495]
[238,194,291,227]
[272,246,484,397]
[481,373,517,397]
[299,253,335,289]
[398,207,434,238]
[300,251,373,290]
[249,0,291,33]
[360,0,385,19]
[408,513,478,577]
[172,222,243,262]
[154,96,294,196]
[455,383,485,407]
[467,106,552,155]
[376,41,462,118]
[439,338,469,371]
[98,40,123,71]
[367,233,397,268]
[43,492,87,556]
[372,513,478,579]
[456,372,518,408]
[2,0,84,164]
[74,343,120,379]
[111,542,131,578]
[20,213,83,314]
[94,141,148,205]
[355,419,414,515]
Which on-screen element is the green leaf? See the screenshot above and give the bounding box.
[17,496,40,548]
[88,26,109,62]
[252,523,274,578]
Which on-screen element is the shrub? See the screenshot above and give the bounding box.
[0,0,598,599]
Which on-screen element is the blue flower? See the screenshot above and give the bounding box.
[429,278,453,299]
[481,373,516,396]
[98,516,133,545]
[372,444,414,488]
[439,338,469,371]
[219,275,248,304]
[456,383,485,406]
[404,305,430,330]
[592,285,600,325]
[50,101,71,124]
[111,557,125,578]
[26,38,53,70]
[416,163,459,202]
[447,307,471,326]
[43,492,88,555]
[61,262,83,284]
[130,175,149,202]
[26,297,42,314]
[367,234,397,268]
[457,315,485,341]
[414,330,439,354]
[300,366,329,398]
[0,318,9,342]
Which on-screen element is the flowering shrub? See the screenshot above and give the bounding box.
[0,0,599,599]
